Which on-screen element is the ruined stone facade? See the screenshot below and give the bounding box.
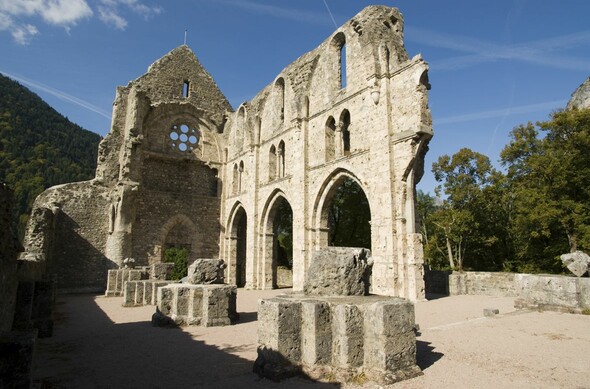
[22,6,432,300]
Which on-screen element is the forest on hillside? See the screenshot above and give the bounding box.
[420,107,590,274]
[0,73,101,238]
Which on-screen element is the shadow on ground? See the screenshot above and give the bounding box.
[416,340,444,370]
[33,294,339,388]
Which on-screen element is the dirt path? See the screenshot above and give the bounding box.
[33,290,590,388]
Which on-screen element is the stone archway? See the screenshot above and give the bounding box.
[259,191,293,289]
[154,214,198,265]
[312,169,372,251]
[227,205,247,287]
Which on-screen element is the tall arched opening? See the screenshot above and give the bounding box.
[228,205,247,287]
[313,170,372,251]
[260,192,293,289]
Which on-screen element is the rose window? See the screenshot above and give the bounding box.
[170,124,198,152]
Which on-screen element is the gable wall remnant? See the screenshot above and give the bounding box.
[21,6,432,300]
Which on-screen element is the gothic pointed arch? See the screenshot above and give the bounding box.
[226,201,248,287]
[311,168,371,249]
[259,189,293,289]
[158,214,198,263]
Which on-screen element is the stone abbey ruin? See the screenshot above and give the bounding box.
[21,5,433,301]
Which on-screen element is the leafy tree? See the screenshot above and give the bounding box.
[163,247,189,280]
[274,200,293,268]
[328,178,371,249]
[501,108,590,272]
[429,148,503,271]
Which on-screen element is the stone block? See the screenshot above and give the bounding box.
[301,300,331,365]
[331,304,364,367]
[304,247,372,296]
[150,262,175,280]
[560,251,590,277]
[155,284,237,327]
[258,298,302,362]
[187,259,226,284]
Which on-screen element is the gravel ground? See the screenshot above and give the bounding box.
[33,289,590,388]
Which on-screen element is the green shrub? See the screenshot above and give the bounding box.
[164,247,189,280]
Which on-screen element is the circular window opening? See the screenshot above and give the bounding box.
[169,124,199,152]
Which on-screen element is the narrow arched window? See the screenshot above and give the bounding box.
[278,140,285,178]
[340,43,347,88]
[275,78,285,123]
[239,161,244,193]
[331,32,347,89]
[232,164,239,194]
[269,145,277,181]
[339,110,351,155]
[183,80,190,98]
[325,116,336,161]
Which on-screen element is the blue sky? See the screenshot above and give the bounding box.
[1,0,589,194]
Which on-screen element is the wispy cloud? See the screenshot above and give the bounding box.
[98,0,162,30]
[437,100,567,125]
[407,27,590,71]
[213,0,335,27]
[0,0,162,43]
[0,0,92,44]
[1,69,112,119]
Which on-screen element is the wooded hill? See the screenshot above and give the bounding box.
[0,73,101,238]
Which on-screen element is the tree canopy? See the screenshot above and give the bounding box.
[421,108,590,274]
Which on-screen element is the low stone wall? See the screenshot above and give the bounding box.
[449,272,518,297]
[256,294,421,384]
[155,284,238,326]
[123,280,170,306]
[449,271,590,313]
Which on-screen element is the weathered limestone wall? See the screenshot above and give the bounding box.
[449,271,590,312]
[27,181,111,292]
[222,6,432,300]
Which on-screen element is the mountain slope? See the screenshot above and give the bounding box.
[0,73,102,237]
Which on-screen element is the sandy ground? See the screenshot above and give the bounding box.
[33,289,590,389]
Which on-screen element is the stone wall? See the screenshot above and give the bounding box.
[221,6,432,300]
[449,272,519,297]
[31,181,111,292]
[449,271,590,312]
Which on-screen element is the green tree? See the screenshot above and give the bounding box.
[430,148,502,271]
[163,247,189,280]
[501,108,590,272]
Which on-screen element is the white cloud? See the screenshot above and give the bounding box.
[11,24,39,45]
[0,0,162,43]
[98,0,162,30]
[0,0,92,44]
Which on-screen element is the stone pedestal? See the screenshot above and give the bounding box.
[123,280,170,306]
[256,294,421,384]
[155,284,238,327]
[105,268,148,297]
